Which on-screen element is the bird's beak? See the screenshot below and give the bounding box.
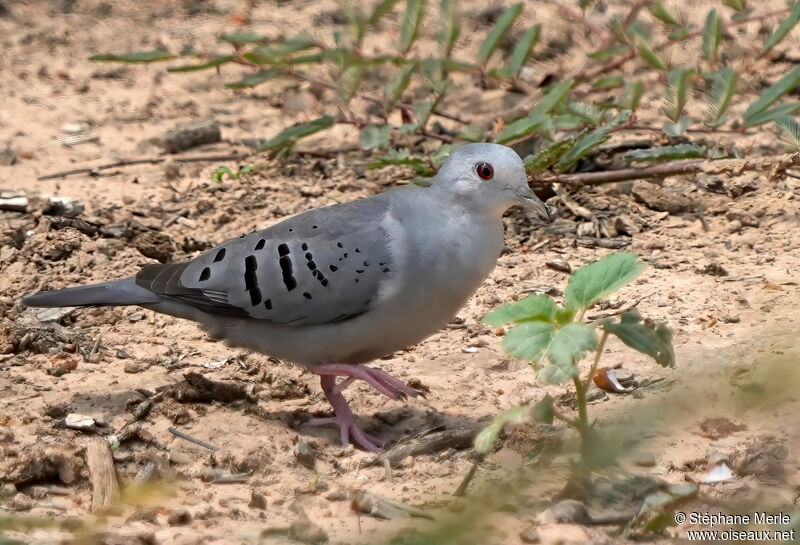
[515,186,554,222]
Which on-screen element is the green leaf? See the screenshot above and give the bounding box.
[537,362,579,385]
[775,115,800,152]
[494,80,573,144]
[225,67,287,89]
[762,2,800,54]
[385,61,418,109]
[438,0,461,58]
[616,80,645,111]
[701,9,722,65]
[167,55,235,72]
[220,32,266,44]
[565,101,605,123]
[532,394,555,425]
[704,67,738,126]
[212,166,235,183]
[649,1,680,25]
[662,113,690,137]
[662,68,696,122]
[547,322,598,368]
[457,124,488,142]
[368,0,402,25]
[625,143,705,162]
[668,24,694,41]
[399,0,425,55]
[503,321,556,362]
[257,116,336,152]
[591,75,624,89]
[89,49,174,63]
[635,36,667,71]
[530,80,575,119]
[338,65,364,103]
[484,294,558,326]
[608,15,628,44]
[745,64,800,122]
[430,143,456,169]
[722,0,746,11]
[242,35,318,64]
[342,0,366,43]
[564,252,646,312]
[601,310,675,367]
[523,138,576,174]
[744,102,800,127]
[557,111,631,171]
[495,115,547,145]
[507,24,541,76]
[368,148,435,176]
[359,125,393,150]
[587,44,630,60]
[474,405,532,455]
[477,2,524,66]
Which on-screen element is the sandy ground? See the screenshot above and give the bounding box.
[1,1,799,544]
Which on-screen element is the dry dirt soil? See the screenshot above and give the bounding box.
[1,1,799,544]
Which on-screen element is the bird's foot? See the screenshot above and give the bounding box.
[308,375,384,452]
[310,362,420,400]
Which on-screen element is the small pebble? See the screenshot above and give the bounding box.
[296,440,316,470]
[249,489,267,510]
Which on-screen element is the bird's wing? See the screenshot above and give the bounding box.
[135,196,396,325]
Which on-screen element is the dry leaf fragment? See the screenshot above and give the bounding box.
[593,367,635,393]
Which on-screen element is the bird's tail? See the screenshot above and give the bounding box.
[22,277,160,308]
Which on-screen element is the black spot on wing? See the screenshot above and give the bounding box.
[213,249,226,262]
[277,245,297,291]
[199,267,211,281]
[244,255,261,306]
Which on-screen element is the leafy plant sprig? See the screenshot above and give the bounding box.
[476,252,675,469]
[89,2,800,181]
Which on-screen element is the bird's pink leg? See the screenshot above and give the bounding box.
[306,363,421,452]
[308,375,383,452]
[311,363,420,399]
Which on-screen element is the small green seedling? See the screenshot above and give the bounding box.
[211,164,254,183]
[475,252,675,469]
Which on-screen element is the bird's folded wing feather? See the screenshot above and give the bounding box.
[135,197,395,325]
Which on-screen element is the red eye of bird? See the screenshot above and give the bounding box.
[476,162,494,180]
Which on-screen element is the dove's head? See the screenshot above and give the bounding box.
[432,143,553,220]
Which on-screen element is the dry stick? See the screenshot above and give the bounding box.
[86,437,120,512]
[532,153,800,187]
[168,426,220,451]
[38,152,251,181]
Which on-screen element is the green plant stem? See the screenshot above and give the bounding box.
[583,330,609,391]
[572,376,590,458]
[553,408,578,427]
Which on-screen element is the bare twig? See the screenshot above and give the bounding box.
[168,426,220,451]
[533,153,800,186]
[38,152,251,181]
